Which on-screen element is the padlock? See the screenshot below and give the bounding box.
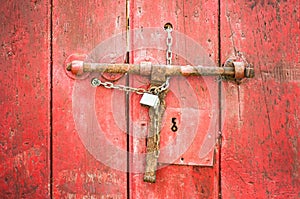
[140,93,160,108]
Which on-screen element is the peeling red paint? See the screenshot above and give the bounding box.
[221,0,300,198]
[0,0,51,198]
[1,0,299,198]
[52,0,127,198]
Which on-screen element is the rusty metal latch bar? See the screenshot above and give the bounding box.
[66,60,254,79]
[65,56,254,184]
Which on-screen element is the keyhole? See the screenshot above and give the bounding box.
[171,117,178,132]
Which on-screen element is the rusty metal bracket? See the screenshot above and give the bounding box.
[66,60,254,80]
[150,63,167,85]
[143,65,168,183]
[66,58,254,183]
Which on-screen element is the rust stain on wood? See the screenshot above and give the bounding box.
[221,0,300,198]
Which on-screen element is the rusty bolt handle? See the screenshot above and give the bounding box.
[66,60,254,79]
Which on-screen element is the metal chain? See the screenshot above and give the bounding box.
[166,26,173,65]
[157,25,172,94]
[91,27,173,158]
[148,77,170,94]
[91,77,170,95]
[154,25,173,157]
[91,26,173,98]
[91,78,147,94]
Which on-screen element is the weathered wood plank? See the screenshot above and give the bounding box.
[130,0,220,198]
[52,0,127,198]
[0,0,51,198]
[221,1,300,198]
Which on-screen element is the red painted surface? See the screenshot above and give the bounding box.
[129,0,220,198]
[0,0,51,198]
[1,0,299,198]
[221,1,300,198]
[52,0,127,198]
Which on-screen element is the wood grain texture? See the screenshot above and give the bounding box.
[52,0,127,198]
[221,1,300,198]
[0,0,51,198]
[2,1,298,198]
[130,0,220,198]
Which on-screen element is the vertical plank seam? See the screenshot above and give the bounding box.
[218,0,222,198]
[125,0,131,198]
[49,0,54,197]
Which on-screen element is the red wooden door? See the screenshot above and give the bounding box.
[52,0,220,198]
[1,0,299,198]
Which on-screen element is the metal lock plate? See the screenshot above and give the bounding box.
[140,93,160,108]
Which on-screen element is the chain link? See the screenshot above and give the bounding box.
[149,77,170,94]
[90,26,173,96]
[154,25,173,157]
[91,78,147,94]
[91,27,173,158]
[91,77,170,95]
[166,27,173,65]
